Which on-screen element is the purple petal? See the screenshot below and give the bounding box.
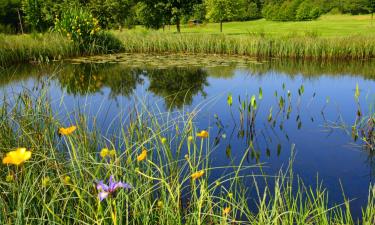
[108,176,115,190]
[98,191,109,201]
[96,181,109,192]
[113,181,132,191]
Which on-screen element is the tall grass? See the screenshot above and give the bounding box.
[0,33,78,67]
[1,31,375,67]
[0,88,375,224]
[114,32,375,60]
[0,32,123,67]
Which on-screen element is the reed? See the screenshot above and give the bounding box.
[0,88,374,224]
[114,31,375,60]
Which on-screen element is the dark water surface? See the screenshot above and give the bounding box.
[1,54,375,217]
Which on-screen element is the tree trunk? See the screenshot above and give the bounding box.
[220,20,223,33]
[176,17,181,33]
[17,8,24,34]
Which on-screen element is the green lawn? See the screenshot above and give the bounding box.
[127,14,375,37]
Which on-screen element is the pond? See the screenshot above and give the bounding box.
[1,54,375,218]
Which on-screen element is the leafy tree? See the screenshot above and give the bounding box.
[87,0,134,29]
[205,0,242,32]
[135,2,171,29]
[138,0,201,32]
[0,0,22,33]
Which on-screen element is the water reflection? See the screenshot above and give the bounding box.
[56,64,144,98]
[146,67,208,109]
[1,56,375,218]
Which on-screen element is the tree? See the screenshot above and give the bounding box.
[87,0,134,29]
[139,0,201,33]
[205,0,242,32]
[0,0,22,33]
[370,0,375,25]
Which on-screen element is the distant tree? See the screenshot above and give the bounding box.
[139,0,201,32]
[0,0,22,33]
[370,0,375,24]
[87,0,134,29]
[205,0,242,32]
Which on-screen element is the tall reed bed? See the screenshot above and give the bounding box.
[0,33,79,67]
[115,32,375,60]
[0,32,123,68]
[0,88,375,224]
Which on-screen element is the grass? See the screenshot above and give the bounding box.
[1,14,375,67]
[152,14,375,37]
[1,88,375,224]
[0,33,79,67]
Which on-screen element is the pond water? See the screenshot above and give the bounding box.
[1,54,375,217]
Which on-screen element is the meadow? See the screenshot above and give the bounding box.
[133,14,375,37]
[1,14,375,67]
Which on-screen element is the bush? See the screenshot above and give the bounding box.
[54,8,100,50]
[54,8,123,54]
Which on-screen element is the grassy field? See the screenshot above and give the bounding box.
[125,14,375,37]
[1,14,375,67]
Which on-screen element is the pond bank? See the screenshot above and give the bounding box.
[1,32,375,68]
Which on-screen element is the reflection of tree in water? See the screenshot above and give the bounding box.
[57,64,143,98]
[146,67,209,109]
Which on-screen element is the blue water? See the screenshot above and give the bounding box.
[1,56,375,217]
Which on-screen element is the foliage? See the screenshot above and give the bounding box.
[53,8,123,53]
[86,0,134,29]
[0,0,22,33]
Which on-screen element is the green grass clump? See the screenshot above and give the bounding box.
[0,33,78,67]
[0,32,123,68]
[0,89,375,224]
[114,31,375,60]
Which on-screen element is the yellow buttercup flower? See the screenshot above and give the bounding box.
[109,149,116,157]
[59,126,77,136]
[196,130,209,138]
[137,149,147,162]
[188,136,194,142]
[2,148,31,166]
[6,174,14,182]
[161,137,167,144]
[223,207,231,215]
[100,148,109,158]
[191,170,204,180]
[63,176,71,185]
[42,176,50,187]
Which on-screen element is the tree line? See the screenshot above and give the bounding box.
[0,0,374,33]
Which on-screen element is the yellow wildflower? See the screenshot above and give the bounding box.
[109,149,116,157]
[137,149,147,162]
[6,174,14,182]
[157,200,163,208]
[228,192,233,198]
[223,207,231,215]
[2,148,31,166]
[197,130,209,138]
[42,176,50,187]
[100,148,109,158]
[63,176,71,185]
[161,137,167,144]
[191,170,204,180]
[58,126,77,135]
[188,136,194,142]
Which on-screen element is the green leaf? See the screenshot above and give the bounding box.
[227,93,233,107]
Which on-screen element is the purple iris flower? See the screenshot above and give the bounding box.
[96,176,132,201]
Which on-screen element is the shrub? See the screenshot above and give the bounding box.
[54,8,101,52]
[54,8,123,54]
